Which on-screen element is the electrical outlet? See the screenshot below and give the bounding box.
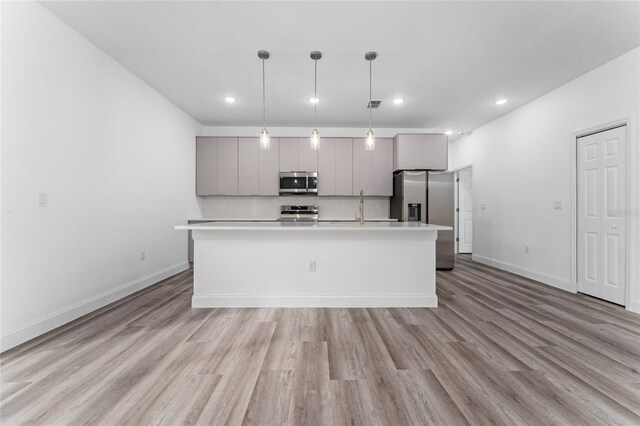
[553,200,562,210]
[481,203,487,210]
[309,260,316,272]
[140,250,146,261]
[38,192,48,207]
[525,245,530,254]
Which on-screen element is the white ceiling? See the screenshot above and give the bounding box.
[41,1,639,134]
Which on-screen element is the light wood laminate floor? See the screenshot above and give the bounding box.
[2,255,640,425]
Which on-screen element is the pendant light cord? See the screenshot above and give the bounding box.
[368,58,372,130]
[314,58,317,129]
[262,58,266,129]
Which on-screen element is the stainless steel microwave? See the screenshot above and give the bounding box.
[279,172,318,195]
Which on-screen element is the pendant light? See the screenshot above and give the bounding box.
[310,51,322,150]
[365,51,377,151]
[258,50,270,150]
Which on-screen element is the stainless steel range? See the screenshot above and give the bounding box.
[279,205,319,222]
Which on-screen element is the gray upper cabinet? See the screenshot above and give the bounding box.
[298,138,318,172]
[353,137,393,196]
[373,138,393,196]
[196,137,218,196]
[195,137,237,196]
[259,137,279,195]
[238,138,259,195]
[318,138,353,196]
[216,137,238,195]
[198,135,390,197]
[394,134,448,171]
[238,137,280,196]
[279,138,298,172]
[335,139,353,196]
[279,137,318,172]
[318,138,336,195]
[352,138,374,195]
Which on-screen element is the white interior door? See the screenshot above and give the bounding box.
[577,125,626,305]
[457,168,473,253]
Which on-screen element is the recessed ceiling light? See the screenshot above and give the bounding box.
[392,98,404,105]
[494,98,508,105]
[445,130,453,135]
[224,96,236,103]
[309,97,320,104]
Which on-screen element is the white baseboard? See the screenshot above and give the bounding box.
[471,254,572,292]
[192,294,438,308]
[628,300,640,314]
[0,262,189,352]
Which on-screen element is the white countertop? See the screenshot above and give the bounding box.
[176,221,451,232]
[188,218,398,222]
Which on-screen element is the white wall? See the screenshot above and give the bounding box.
[0,2,202,351]
[449,48,640,312]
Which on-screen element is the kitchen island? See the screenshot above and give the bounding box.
[175,221,451,308]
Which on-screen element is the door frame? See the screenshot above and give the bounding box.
[455,166,473,254]
[448,163,474,257]
[570,117,631,308]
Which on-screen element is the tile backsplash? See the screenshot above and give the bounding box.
[196,196,390,220]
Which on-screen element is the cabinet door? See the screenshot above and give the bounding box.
[318,138,336,195]
[279,138,299,171]
[259,137,279,195]
[335,138,353,196]
[352,138,373,195]
[238,138,259,195]
[298,137,318,172]
[422,134,448,170]
[373,138,393,196]
[394,134,424,170]
[196,137,218,195]
[217,137,238,195]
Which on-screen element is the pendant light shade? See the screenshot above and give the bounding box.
[260,128,270,149]
[365,51,377,151]
[311,128,320,150]
[310,51,322,151]
[258,50,270,150]
[365,129,375,151]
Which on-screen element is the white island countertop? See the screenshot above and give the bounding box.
[176,221,451,232]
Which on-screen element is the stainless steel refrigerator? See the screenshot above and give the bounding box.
[390,171,455,270]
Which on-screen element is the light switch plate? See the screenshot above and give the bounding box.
[481,203,486,210]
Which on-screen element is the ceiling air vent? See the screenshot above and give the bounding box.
[367,100,381,109]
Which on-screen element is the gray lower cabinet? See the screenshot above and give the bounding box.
[196,136,238,196]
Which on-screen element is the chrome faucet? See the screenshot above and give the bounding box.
[356,190,365,225]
